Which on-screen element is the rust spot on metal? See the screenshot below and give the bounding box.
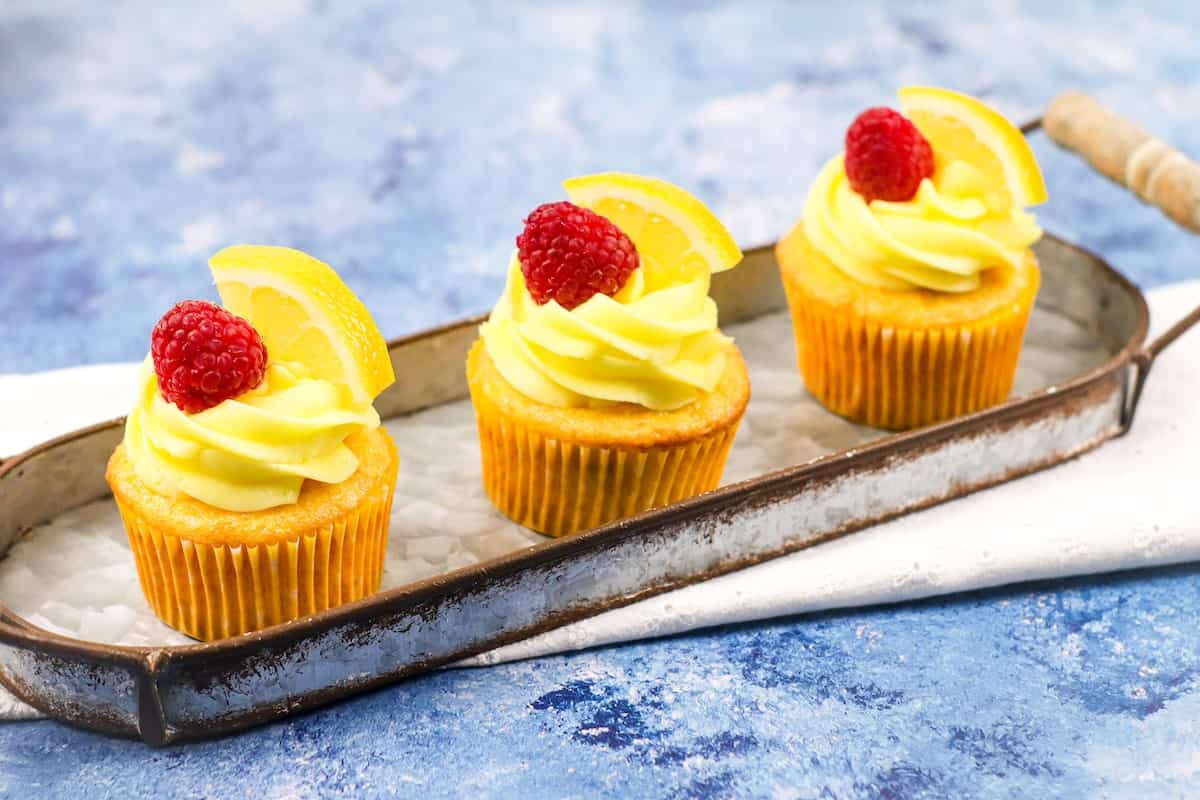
[0,654,139,739]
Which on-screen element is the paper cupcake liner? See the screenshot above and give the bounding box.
[474,409,740,538]
[782,279,1035,430]
[113,462,397,642]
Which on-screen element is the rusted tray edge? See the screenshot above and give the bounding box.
[0,235,1151,743]
[144,371,1129,743]
[2,367,1122,744]
[141,407,1120,742]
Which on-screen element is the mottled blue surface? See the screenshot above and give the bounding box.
[4,568,1200,798]
[3,1,1200,797]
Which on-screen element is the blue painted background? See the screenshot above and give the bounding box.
[2,1,1200,797]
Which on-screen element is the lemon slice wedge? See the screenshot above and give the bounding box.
[899,86,1047,208]
[564,172,742,291]
[209,245,394,405]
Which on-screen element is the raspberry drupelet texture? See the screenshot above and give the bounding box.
[844,107,935,203]
[516,201,639,310]
[151,300,268,413]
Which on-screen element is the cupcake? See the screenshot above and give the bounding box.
[777,86,1047,429]
[468,173,750,538]
[106,245,398,640]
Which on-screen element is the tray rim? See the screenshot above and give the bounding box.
[0,233,1151,728]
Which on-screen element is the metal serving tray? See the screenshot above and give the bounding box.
[0,95,1198,744]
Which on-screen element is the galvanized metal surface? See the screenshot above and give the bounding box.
[1,226,1190,743]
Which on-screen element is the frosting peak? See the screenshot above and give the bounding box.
[124,358,380,512]
[480,253,731,411]
[802,154,1042,293]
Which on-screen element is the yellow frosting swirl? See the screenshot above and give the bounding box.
[124,358,380,512]
[802,154,1042,293]
[480,253,731,411]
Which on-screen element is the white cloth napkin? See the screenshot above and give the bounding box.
[2,282,1198,720]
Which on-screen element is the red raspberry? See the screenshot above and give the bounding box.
[844,107,935,203]
[515,201,639,310]
[150,300,268,413]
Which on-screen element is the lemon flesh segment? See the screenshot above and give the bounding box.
[208,245,395,405]
[898,86,1048,209]
[564,173,742,293]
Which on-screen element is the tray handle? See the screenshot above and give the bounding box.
[1044,90,1200,234]
[1043,91,1200,427]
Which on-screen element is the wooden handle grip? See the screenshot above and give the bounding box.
[1044,90,1200,233]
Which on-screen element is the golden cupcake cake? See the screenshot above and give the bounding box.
[777,86,1048,429]
[106,245,398,641]
[468,172,750,538]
